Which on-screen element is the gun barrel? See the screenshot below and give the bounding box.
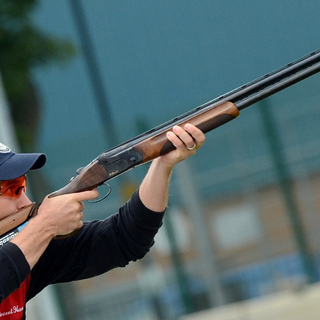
[96,49,320,157]
[234,51,320,110]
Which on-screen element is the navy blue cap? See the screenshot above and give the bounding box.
[0,143,46,180]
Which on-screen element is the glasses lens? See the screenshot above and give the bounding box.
[0,175,27,198]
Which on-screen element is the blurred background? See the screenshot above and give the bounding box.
[1,0,320,319]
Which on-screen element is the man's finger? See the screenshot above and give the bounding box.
[172,125,196,149]
[72,189,99,202]
[184,123,205,147]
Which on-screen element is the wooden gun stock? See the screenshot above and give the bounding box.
[0,204,39,246]
[0,204,35,236]
[136,102,239,161]
[1,49,320,241]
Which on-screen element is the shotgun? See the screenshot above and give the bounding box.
[1,49,320,243]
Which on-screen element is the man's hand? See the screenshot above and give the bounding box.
[11,189,99,269]
[139,123,205,212]
[37,190,99,237]
[160,123,205,168]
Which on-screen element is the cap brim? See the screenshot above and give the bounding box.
[0,153,46,180]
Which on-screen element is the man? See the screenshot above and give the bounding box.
[0,123,205,319]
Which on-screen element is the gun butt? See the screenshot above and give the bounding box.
[0,203,36,237]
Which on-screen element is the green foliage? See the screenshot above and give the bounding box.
[0,0,75,98]
[0,0,76,149]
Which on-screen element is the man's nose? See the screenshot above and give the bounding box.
[17,191,33,209]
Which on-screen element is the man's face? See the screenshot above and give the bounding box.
[0,176,32,220]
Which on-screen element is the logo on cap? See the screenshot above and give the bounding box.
[0,143,11,153]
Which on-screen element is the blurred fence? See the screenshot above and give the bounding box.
[3,2,320,319]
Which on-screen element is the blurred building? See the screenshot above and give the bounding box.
[12,1,320,319]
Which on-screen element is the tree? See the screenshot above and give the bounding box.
[0,0,75,150]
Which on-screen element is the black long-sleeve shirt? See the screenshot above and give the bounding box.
[0,191,165,319]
